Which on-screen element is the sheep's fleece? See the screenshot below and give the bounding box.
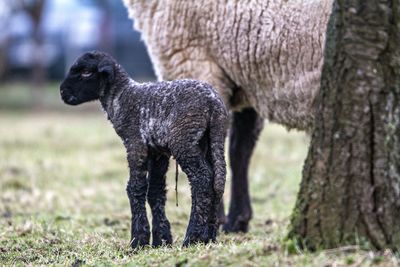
[60,51,228,247]
[123,0,333,131]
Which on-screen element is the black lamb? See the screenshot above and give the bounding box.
[60,51,228,248]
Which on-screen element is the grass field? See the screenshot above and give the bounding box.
[0,84,399,266]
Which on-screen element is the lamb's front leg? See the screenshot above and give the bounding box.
[147,154,172,247]
[126,147,150,249]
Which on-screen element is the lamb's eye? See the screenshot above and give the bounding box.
[81,70,92,78]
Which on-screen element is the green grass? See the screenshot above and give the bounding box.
[0,84,399,266]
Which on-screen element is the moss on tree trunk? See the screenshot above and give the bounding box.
[288,0,400,250]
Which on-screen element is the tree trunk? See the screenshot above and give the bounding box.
[288,0,400,250]
[22,0,46,106]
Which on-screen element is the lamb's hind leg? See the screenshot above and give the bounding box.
[175,147,214,246]
[224,108,264,233]
[147,154,172,247]
[201,134,222,242]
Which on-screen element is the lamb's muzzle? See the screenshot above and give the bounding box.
[60,50,229,248]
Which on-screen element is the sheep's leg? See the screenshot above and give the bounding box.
[224,108,264,233]
[176,148,215,246]
[147,154,172,247]
[126,147,150,249]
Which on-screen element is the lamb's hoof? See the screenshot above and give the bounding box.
[130,234,150,250]
[223,215,250,233]
[152,230,173,247]
[182,224,215,247]
[182,236,210,247]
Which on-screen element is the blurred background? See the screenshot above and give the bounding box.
[0,1,311,264]
[0,0,156,110]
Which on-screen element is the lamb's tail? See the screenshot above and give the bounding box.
[209,106,228,210]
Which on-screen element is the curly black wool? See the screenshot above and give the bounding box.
[60,51,228,248]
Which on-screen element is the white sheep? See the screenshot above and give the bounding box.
[122,0,334,232]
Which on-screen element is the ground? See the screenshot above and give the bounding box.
[0,84,398,266]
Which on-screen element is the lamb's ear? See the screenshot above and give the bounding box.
[98,59,115,82]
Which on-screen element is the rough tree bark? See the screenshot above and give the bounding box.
[288,0,400,250]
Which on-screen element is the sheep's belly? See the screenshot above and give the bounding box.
[247,69,321,131]
[255,88,316,132]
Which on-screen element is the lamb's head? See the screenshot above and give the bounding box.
[60,51,115,105]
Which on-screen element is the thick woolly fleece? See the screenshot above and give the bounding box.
[123,0,333,131]
[60,51,228,247]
